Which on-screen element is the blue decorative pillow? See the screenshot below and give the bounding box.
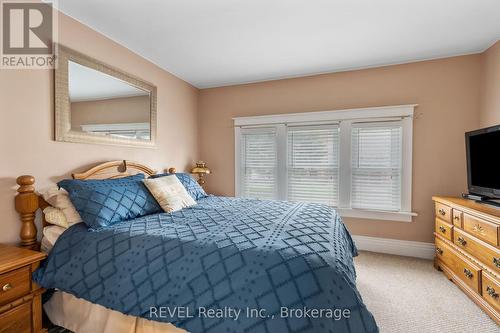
[58,174,161,229]
[150,173,207,200]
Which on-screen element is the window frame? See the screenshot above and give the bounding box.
[234,105,417,222]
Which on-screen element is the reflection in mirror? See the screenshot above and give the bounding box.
[68,61,151,140]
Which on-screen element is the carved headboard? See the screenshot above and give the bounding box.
[15,160,176,250]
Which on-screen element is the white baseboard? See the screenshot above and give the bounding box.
[352,235,435,259]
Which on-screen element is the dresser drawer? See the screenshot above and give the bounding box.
[457,256,481,294]
[452,209,463,228]
[435,218,453,241]
[463,214,499,247]
[0,301,32,333]
[482,272,500,312]
[0,267,30,306]
[435,238,457,269]
[454,228,500,274]
[435,238,481,293]
[435,202,452,223]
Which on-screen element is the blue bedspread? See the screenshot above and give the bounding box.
[34,196,378,333]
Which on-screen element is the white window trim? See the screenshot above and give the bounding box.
[337,208,417,222]
[234,104,417,222]
[233,104,416,126]
[234,126,242,197]
[276,124,287,200]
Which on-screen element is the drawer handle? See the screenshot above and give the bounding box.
[438,209,446,216]
[435,247,443,255]
[463,268,474,279]
[454,215,460,220]
[2,283,12,292]
[457,237,467,246]
[486,286,499,299]
[493,257,500,268]
[439,226,446,233]
[472,224,486,235]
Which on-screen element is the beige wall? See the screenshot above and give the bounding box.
[0,9,497,246]
[0,11,199,244]
[198,55,484,243]
[71,95,150,130]
[479,41,500,127]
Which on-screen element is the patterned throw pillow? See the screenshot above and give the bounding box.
[42,207,69,228]
[41,186,82,226]
[150,173,208,200]
[58,174,161,229]
[143,176,196,212]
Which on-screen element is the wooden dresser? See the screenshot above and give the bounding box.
[0,244,46,333]
[433,196,500,324]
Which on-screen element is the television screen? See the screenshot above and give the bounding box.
[466,125,500,198]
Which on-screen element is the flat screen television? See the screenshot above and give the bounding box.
[465,124,500,201]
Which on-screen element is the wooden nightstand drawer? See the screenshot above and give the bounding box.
[463,214,499,247]
[0,244,46,333]
[0,301,32,333]
[435,218,453,241]
[0,267,30,306]
[435,202,452,223]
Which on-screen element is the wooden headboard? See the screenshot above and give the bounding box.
[15,160,176,250]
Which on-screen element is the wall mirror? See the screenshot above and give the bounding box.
[55,45,157,147]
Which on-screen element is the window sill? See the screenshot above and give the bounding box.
[337,208,417,222]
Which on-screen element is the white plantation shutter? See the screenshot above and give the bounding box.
[240,128,278,199]
[287,125,339,206]
[351,122,402,211]
[235,106,414,220]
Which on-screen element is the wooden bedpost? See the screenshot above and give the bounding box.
[15,175,39,249]
[168,167,176,173]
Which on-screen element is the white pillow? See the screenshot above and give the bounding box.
[143,176,196,212]
[43,207,69,228]
[41,186,82,226]
[40,225,66,253]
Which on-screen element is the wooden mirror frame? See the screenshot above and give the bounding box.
[55,45,158,148]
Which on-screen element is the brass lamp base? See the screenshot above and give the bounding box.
[197,174,206,185]
[191,161,210,186]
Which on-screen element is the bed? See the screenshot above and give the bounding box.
[15,160,378,333]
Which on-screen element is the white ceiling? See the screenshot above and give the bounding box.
[69,61,148,102]
[56,0,500,88]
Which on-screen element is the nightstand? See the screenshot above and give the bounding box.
[0,244,46,333]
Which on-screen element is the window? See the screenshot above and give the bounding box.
[239,128,277,200]
[234,105,415,222]
[287,125,339,206]
[351,122,402,211]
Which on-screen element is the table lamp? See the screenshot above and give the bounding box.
[191,161,211,185]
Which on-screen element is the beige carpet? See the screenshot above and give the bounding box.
[355,251,499,332]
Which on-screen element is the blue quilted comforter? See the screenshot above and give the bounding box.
[34,196,378,333]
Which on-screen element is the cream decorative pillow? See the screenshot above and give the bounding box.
[41,225,66,253]
[41,186,82,226]
[43,207,69,228]
[143,176,196,212]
